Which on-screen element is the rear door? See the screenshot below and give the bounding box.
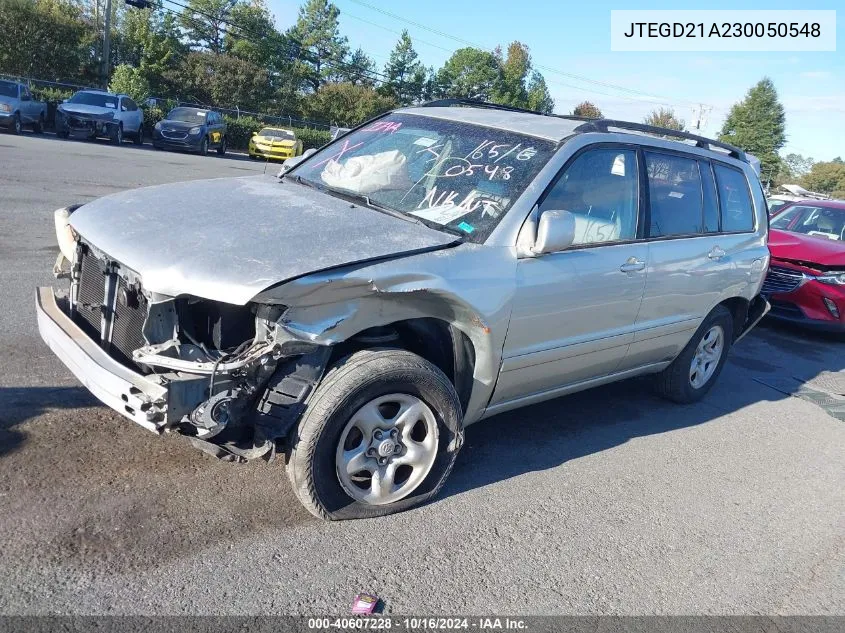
[627,151,757,367]
[208,112,224,146]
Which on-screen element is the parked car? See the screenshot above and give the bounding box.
[55,90,144,145]
[762,199,845,331]
[37,100,769,520]
[248,127,304,161]
[152,107,227,155]
[767,184,830,215]
[0,79,47,134]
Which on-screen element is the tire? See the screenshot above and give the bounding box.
[287,349,463,521]
[12,113,22,135]
[216,137,227,155]
[57,129,69,139]
[33,114,44,134]
[654,305,734,404]
[199,137,208,156]
[134,127,144,145]
[112,124,123,145]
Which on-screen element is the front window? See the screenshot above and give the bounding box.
[291,113,557,242]
[259,128,295,140]
[68,91,118,109]
[770,205,845,241]
[0,81,17,98]
[166,107,208,123]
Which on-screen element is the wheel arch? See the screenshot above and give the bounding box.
[718,296,750,342]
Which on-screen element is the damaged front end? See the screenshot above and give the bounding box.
[38,226,332,463]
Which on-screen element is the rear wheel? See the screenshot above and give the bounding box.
[654,305,734,403]
[216,137,227,155]
[287,349,463,520]
[33,114,44,134]
[134,127,144,145]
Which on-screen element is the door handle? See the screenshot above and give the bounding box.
[708,246,727,260]
[620,257,646,273]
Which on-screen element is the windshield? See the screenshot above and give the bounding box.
[258,128,294,140]
[68,91,118,108]
[0,82,17,98]
[770,205,845,241]
[291,113,557,242]
[166,107,208,123]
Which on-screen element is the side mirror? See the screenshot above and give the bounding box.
[532,210,576,255]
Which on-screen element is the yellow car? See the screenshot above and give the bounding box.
[248,127,304,161]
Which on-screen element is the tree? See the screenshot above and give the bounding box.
[719,78,786,186]
[775,152,814,186]
[109,63,150,102]
[801,161,845,195]
[0,0,92,82]
[178,0,238,55]
[288,0,348,92]
[337,48,376,86]
[114,4,184,92]
[302,82,396,126]
[226,0,285,68]
[572,101,602,118]
[644,107,685,131]
[166,50,271,109]
[381,30,427,106]
[526,71,554,113]
[434,47,501,100]
[493,41,530,108]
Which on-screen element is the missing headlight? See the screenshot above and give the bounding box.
[177,298,256,350]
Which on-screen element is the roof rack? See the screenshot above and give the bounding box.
[573,119,747,162]
[419,98,747,163]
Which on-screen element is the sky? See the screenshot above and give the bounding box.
[265,0,844,161]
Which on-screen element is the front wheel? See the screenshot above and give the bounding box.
[134,127,144,145]
[12,114,22,135]
[111,124,123,145]
[199,137,208,156]
[33,114,44,134]
[654,305,734,404]
[287,349,463,520]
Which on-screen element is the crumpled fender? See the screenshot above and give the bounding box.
[253,244,518,424]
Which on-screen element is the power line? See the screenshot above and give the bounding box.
[342,0,710,110]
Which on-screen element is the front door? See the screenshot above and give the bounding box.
[491,146,648,406]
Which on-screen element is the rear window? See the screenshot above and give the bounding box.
[714,164,754,232]
[645,152,704,237]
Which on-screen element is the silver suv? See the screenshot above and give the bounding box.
[37,101,770,520]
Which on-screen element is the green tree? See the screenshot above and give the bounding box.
[526,71,553,113]
[493,41,530,108]
[0,0,92,81]
[289,0,348,92]
[108,63,150,101]
[775,152,814,186]
[338,48,376,86]
[572,101,602,118]
[800,161,845,195]
[380,30,426,106]
[302,81,396,126]
[166,50,271,109]
[644,107,685,131]
[179,0,238,55]
[225,0,281,66]
[719,77,786,186]
[114,4,184,92]
[434,47,501,100]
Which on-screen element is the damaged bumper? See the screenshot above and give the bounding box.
[36,286,168,432]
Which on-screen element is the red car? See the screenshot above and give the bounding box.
[763,199,845,331]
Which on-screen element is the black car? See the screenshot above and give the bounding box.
[152,107,227,155]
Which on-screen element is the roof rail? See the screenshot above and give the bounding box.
[419,98,747,163]
[573,119,747,162]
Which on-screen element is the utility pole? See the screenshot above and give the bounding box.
[101,0,113,88]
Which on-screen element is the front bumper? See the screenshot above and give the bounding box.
[0,111,13,125]
[36,286,168,432]
[764,280,845,332]
[249,145,295,161]
[153,132,203,151]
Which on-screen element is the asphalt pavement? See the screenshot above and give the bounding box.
[0,131,843,615]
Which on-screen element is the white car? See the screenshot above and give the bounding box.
[55,90,145,145]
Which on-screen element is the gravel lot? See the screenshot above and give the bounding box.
[1,131,843,615]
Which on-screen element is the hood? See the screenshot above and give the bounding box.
[69,175,459,305]
[59,103,116,119]
[160,120,202,132]
[255,136,295,146]
[769,229,845,269]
